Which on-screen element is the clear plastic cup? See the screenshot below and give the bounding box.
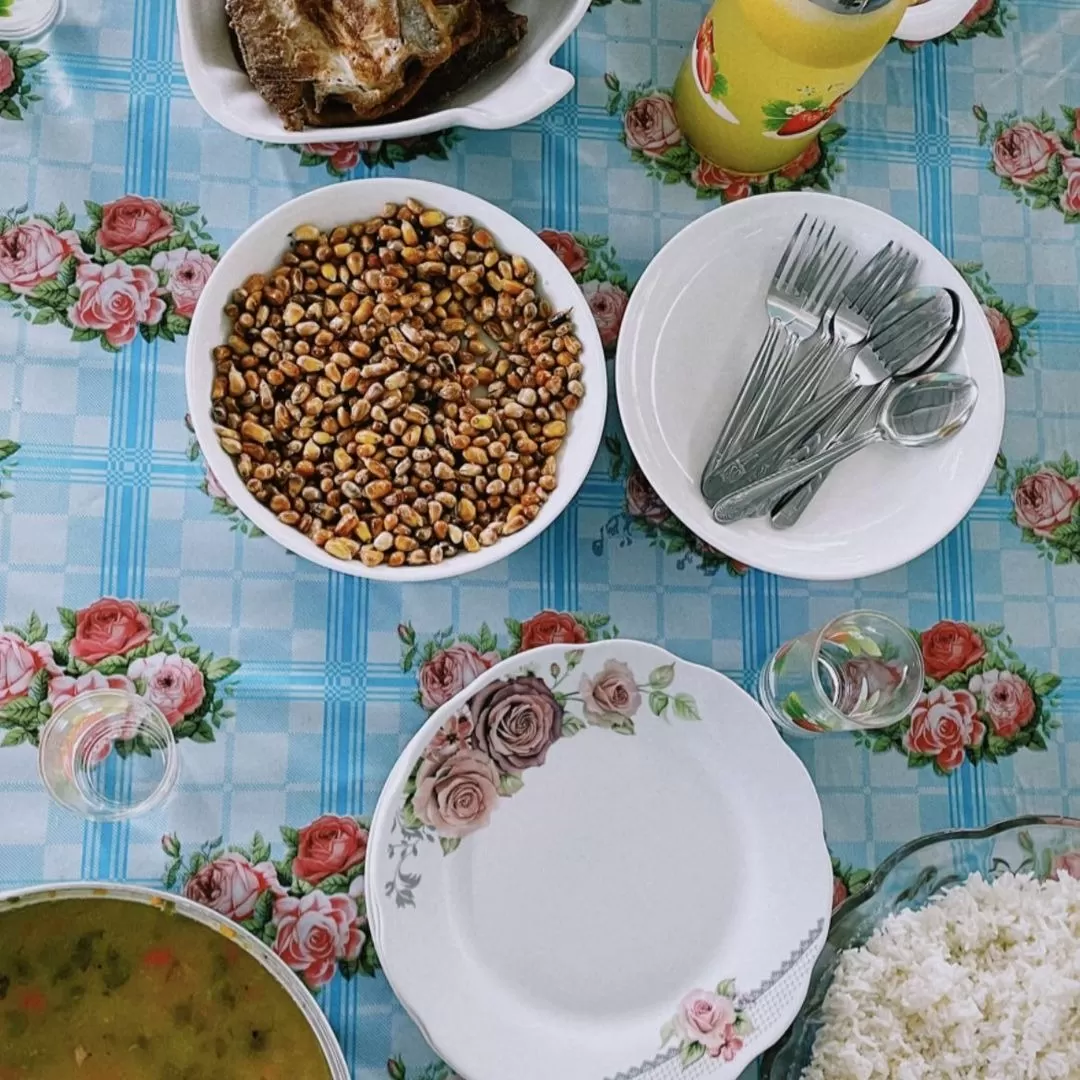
[38,689,179,820]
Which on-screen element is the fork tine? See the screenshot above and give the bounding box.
[773,214,808,288]
[785,218,829,292]
[864,249,918,321]
[808,243,853,315]
[846,243,896,312]
[791,222,835,298]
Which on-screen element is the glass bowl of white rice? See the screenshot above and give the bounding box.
[762,815,1080,1080]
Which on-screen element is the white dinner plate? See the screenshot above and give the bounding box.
[615,191,1005,581]
[368,640,832,1080]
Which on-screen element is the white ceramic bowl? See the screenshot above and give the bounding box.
[186,178,606,582]
[616,191,1005,581]
[176,0,590,143]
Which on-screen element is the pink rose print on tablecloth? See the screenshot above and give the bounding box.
[0,633,59,706]
[0,220,83,294]
[417,643,499,710]
[127,653,206,726]
[1014,468,1080,538]
[97,195,174,254]
[903,687,984,772]
[623,93,682,159]
[963,0,994,25]
[273,891,365,990]
[469,675,563,773]
[579,659,643,728]
[150,248,216,317]
[537,230,587,275]
[1052,852,1080,880]
[292,814,369,886]
[303,142,363,173]
[70,597,153,664]
[1060,155,1080,215]
[982,304,1013,354]
[47,671,135,712]
[0,49,13,95]
[582,279,628,349]
[412,747,502,839]
[991,122,1060,185]
[69,261,165,347]
[968,670,1036,739]
[184,852,283,921]
[625,467,671,525]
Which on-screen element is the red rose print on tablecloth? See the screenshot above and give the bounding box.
[582,279,629,348]
[0,49,13,94]
[1060,155,1080,215]
[779,140,822,181]
[983,304,1013,354]
[292,814,369,886]
[417,643,499,710]
[70,598,152,664]
[963,0,994,25]
[303,141,362,173]
[920,620,985,681]
[623,93,682,159]
[0,44,48,123]
[955,262,1037,377]
[692,159,752,199]
[184,852,283,921]
[69,261,165,347]
[97,195,174,253]
[537,229,588,275]
[127,653,206,726]
[991,122,1059,185]
[625,467,671,526]
[519,611,588,650]
[968,670,1036,739]
[0,200,219,350]
[0,220,83,293]
[1014,468,1080,538]
[903,687,984,772]
[284,130,462,176]
[150,248,216,317]
[273,891,365,989]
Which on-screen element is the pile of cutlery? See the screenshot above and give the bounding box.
[699,215,974,527]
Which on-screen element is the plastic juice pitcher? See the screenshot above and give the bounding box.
[674,0,975,175]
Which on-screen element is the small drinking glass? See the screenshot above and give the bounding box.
[38,689,179,820]
[758,610,924,735]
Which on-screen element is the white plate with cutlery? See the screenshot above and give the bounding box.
[615,191,1005,581]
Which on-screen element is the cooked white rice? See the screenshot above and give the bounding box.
[803,871,1080,1080]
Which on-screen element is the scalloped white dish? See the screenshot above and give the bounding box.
[175,0,590,143]
[367,639,832,1080]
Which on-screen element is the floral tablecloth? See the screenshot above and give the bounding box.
[1,1,1078,1077]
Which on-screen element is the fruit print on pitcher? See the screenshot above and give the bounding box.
[692,17,739,125]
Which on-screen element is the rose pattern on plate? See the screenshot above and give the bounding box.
[0,42,46,122]
[596,437,748,577]
[952,261,1037,377]
[660,981,752,1068]
[184,413,265,537]
[605,73,845,199]
[854,620,1060,775]
[398,611,618,699]
[0,600,240,751]
[996,451,1080,563]
[274,130,464,178]
[161,815,379,991]
[0,199,218,351]
[897,0,1015,52]
[975,105,1080,222]
[386,651,701,903]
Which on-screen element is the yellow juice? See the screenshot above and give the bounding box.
[674,0,910,175]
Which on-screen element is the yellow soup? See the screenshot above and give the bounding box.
[0,897,333,1080]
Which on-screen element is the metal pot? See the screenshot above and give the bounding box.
[0,880,349,1079]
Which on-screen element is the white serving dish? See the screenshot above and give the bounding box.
[616,191,1006,582]
[186,178,606,582]
[175,0,590,143]
[368,639,832,1080]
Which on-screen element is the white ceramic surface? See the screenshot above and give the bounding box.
[615,191,1005,582]
[175,0,589,143]
[896,0,975,42]
[186,178,606,582]
[367,640,832,1080]
[0,881,348,1079]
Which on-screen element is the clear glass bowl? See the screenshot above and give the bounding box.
[761,815,1080,1079]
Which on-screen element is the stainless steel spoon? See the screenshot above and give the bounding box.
[710,372,980,524]
[701,286,958,504]
[770,288,965,529]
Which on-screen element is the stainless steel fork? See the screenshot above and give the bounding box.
[699,216,852,498]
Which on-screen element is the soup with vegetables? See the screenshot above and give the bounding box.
[0,897,333,1080]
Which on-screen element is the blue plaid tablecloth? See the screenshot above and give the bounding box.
[1,1,1079,1077]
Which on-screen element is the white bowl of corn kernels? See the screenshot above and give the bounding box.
[186,179,606,581]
